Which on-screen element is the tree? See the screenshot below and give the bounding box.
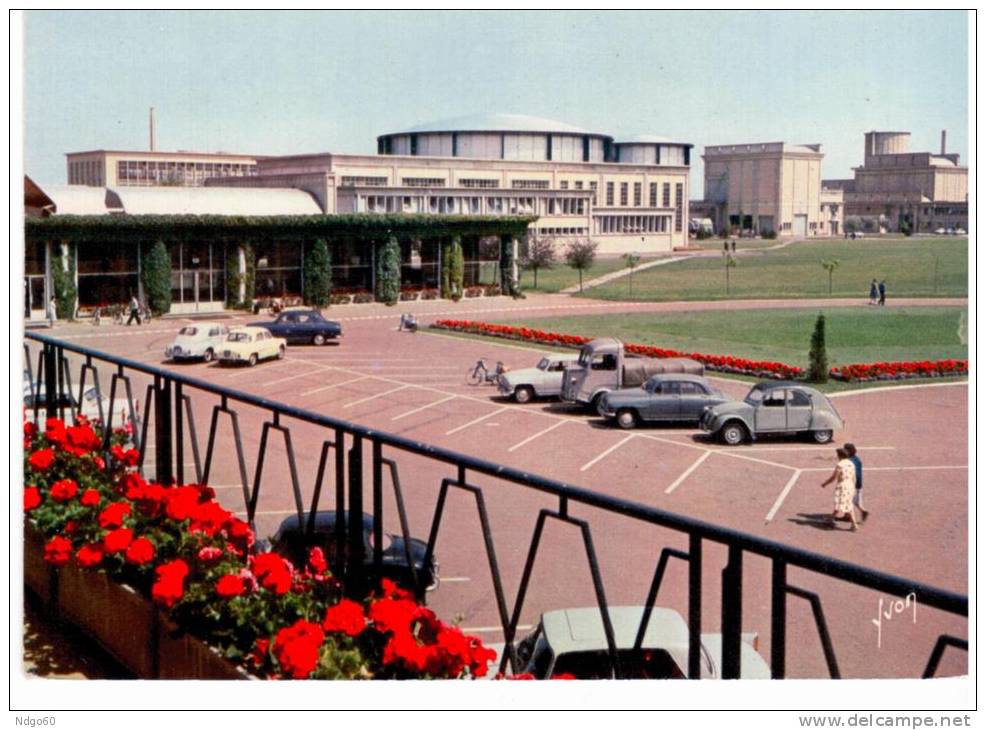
[808,313,828,383]
[51,245,77,320]
[303,238,332,309]
[564,238,598,293]
[821,258,840,295]
[375,236,401,305]
[723,253,737,295]
[141,240,172,316]
[521,235,556,289]
[448,236,464,300]
[623,252,641,296]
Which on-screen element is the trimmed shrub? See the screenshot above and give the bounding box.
[375,237,401,306]
[142,240,172,316]
[303,238,332,309]
[808,314,828,383]
[448,237,464,301]
[52,246,77,319]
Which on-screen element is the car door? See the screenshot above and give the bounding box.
[649,381,678,420]
[754,390,788,432]
[276,313,296,342]
[295,313,314,341]
[677,381,711,422]
[785,388,813,431]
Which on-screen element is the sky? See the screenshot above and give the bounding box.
[21,10,970,196]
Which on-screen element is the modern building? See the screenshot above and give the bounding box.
[699,142,841,237]
[65,149,260,187]
[823,130,968,233]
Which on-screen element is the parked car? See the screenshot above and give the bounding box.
[250,309,342,345]
[699,381,843,445]
[496,353,579,403]
[24,379,136,428]
[934,227,947,235]
[499,606,769,679]
[218,327,286,366]
[165,322,230,362]
[598,374,728,428]
[955,227,966,235]
[270,511,439,598]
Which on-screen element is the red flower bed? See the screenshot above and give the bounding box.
[23,415,496,680]
[830,359,969,382]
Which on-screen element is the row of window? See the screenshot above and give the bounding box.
[401,177,447,187]
[360,194,540,216]
[536,226,589,236]
[674,183,684,232]
[68,160,104,186]
[545,198,586,216]
[594,215,671,235]
[340,176,388,187]
[114,160,257,186]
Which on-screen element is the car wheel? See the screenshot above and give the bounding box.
[812,429,833,444]
[277,345,286,360]
[616,409,637,430]
[248,353,258,367]
[313,333,326,346]
[514,386,534,404]
[589,392,606,415]
[203,348,214,363]
[720,422,747,446]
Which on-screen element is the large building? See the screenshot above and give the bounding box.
[63,114,694,254]
[699,142,842,237]
[823,130,968,233]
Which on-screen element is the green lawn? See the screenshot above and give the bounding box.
[494,307,968,368]
[518,257,630,293]
[580,237,967,301]
[691,238,782,251]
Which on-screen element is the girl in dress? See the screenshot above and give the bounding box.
[820,447,860,531]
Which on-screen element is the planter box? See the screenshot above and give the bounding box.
[24,524,54,605]
[156,620,252,679]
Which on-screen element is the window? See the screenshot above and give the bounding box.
[662,183,671,207]
[574,181,583,190]
[591,354,618,371]
[559,181,568,190]
[674,183,683,232]
[401,177,446,187]
[633,182,642,207]
[590,181,598,205]
[649,183,658,207]
[605,182,614,206]
[511,180,550,190]
[678,382,707,395]
[459,178,499,188]
[340,176,388,187]
[789,390,811,407]
[620,183,628,206]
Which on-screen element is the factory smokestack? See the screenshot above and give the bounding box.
[940,129,946,155]
[149,107,156,152]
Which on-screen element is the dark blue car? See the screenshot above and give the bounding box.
[250,309,342,345]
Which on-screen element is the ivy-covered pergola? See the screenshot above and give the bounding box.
[25,214,534,315]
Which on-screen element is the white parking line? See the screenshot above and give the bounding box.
[446,408,510,436]
[580,434,636,472]
[392,396,458,421]
[300,375,369,396]
[799,465,968,473]
[221,361,293,378]
[765,470,803,524]
[664,451,712,494]
[439,577,472,583]
[262,369,329,387]
[344,384,412,408]
[508,420,569,452]
[733,445,897,452]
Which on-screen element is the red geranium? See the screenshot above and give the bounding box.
[322,599,366,637]
[75,543,104,568]
[80,489,101,507]
[45,418,67,445]
[151,559,190,608]
[125,536,155,565]
[273,620,325,679]
[250,638,270,669]
[308,546,328,575]
[98,501,132,529]
[110,444,140,466]
[368,595,418,636]
[251,553,293,595]
[216,574,247,599]
[24,487,41,512]
[49,479,79,503]
[164,485,204,522]
[24,422,37,439]
[66,424,101,454]
[188,500,232,536]
[28,449,55,471]
[43,536,72,566]
[197,546,223,563]
[103,527,134,554]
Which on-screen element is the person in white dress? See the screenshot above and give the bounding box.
[820,447,860,531]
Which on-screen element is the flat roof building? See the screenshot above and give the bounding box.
[65,149,261,187]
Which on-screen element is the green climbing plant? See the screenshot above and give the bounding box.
[375,236,401,306]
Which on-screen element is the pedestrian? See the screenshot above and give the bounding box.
[869,279,878,305]
[878,280,886,306]
[126,294,142,326]
[723,240,729,253]
[47,296,57,328]
[844,443,869,522]
[731,239,736,253]
[820,447,860,531]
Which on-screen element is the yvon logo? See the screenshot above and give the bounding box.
[872,592,917,648]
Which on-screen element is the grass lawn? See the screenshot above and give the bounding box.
[580,237,967,301]
[518,257,629,293]
[493,307,968,369]
[691,238,782,251]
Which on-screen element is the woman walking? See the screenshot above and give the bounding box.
[820,447,860,531]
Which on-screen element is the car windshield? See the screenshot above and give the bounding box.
[178,326,197,336]
[644,379,660,393]
[537,358,550,370]
[227,332,251,343]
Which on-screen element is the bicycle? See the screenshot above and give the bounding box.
[466,359,507,386]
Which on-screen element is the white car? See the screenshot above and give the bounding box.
[24,381,137,428]
[955,227,966,235]
[934,227,946,235]
[165,323,230,362]
[496,354,579,403]
[218,327,287,366]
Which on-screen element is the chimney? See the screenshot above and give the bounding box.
[149,107,156,152]
[940,129,946,155]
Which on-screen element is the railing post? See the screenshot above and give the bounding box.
[688,534,702,679]
[43,343,57,421]
[771,559,787,679]
[175,382,184,485]
[721,545,743,679]
[346,433,365,595]
[154,376,173,484]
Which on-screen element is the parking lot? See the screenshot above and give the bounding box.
[28,295,969,678]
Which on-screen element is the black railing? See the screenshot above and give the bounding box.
[23,331,969,679]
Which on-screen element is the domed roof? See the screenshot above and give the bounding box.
[384,113,609,137]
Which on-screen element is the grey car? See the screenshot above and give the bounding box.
[598,374,728,429]
[700,381,843,446]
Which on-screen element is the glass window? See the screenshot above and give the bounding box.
[178,327,198,336]
[789,389,811,407]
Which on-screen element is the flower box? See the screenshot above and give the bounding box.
[24,523,54,605]
[156,620,253,679]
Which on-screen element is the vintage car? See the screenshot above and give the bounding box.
[598,374,728,429]
[270,511,439,599]
[250,309,342,345]
[164,322,230,362]
[496,606,770,679]
[218,327,286,366]
[496,353,579,403]
[699,381,843,445]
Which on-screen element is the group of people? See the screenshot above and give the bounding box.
[868,279,887,306]
[820,443,870,531]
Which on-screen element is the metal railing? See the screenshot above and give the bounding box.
[23,331,969,679]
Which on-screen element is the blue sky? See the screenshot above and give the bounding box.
[21,10,969,195]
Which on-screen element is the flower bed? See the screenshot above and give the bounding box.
[23,417,496,680]
[830,359,969,382]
